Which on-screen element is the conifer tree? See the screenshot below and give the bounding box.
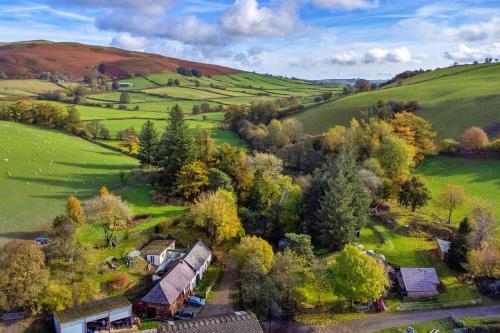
[447,217,471,271]
[156,105,194,187]
[137,120,159,166]
[315,145,370,250]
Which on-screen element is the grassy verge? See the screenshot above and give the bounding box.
[295,312,368,325]
[376,318,456,333]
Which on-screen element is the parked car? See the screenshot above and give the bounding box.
[174,310,195,320]
[187,296,206,307]
[374,298,387,311]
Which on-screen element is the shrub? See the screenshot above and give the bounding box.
[108,273,129,291]
[154,220,172,233]
[118,104,128,110]
[438,138,460,153]
[489,139,500,152]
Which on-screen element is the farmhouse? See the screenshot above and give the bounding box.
[135,260,197,318]
[398,268,440,299]
[436,239,450,261]
[142,239,176,266]
[53,296,132,333]
[183,240,212,280]
[158,311,263,333]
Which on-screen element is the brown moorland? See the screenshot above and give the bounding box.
[0,40,238,79]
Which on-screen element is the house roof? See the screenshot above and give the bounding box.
[141,260,195,305]
[400,268,440,293]
[158,311,263,333]
[142,239,175,255]
[55,296,130,323]
[184,240,211,272]
[437,239,450,253]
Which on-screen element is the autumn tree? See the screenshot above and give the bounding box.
[468,202,496,249]
[84,193,132,246]
[215,144,253,199]
[0,240,49,312]
[439,183,466,223]
[190,189,242,245]
[99,186,109,196]
[391,112,436,161]
[266,119,289,149]
[194,128,215,164]
[119,131,139,153]
[156,105,194,187]
[397,176,432,211]
[314,145,371,250]
[447,217,471,271]
[248,152,283,178]
[461,127,489,152]
[321,91,334,101]
[331,245,389,308]
[467,242,500,277]
[66,195,85,226]
[376,134,415,178]
[63,106,82,131]
[137,120,159,166]
[282,118,304,143]
[174,161,209,201]
[231,235,274,273]
[354,79,371,92]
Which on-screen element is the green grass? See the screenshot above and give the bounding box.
[0,79,61,94]
[292,62,500,139]
[295,312,368,325]
[376,318,456,333]
[461,317,500,326]
[118,77,159,90]
[144,86,227,99]
[0,122,137,245]
[416,155,500,227]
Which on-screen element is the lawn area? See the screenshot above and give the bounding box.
[358,221,479,303]
[0,122,137,245]
[416,155,500,228]
[376,318,456,333]
[292,62,500,139]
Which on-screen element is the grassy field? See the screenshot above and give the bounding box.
[144,86,228,99]
[416,155,500,227]
[0,79,61,94]
[291,63,500,139]
[0,122,137,245]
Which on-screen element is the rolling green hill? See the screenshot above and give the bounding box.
[291,63,500,139]
[0,122,137,245]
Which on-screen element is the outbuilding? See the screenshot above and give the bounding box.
[53,296,132,333]
[436,239,450,261]
[183,240,212,280]
[398,268,440,299]
[142,239,175,266]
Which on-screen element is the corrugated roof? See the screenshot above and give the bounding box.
[142,239,175,255]
[437,239,450,253]
[141,260,195,305]
[158,311,263,333]
[55,296,130,323]
[184,241,211,272]
[400,268,440,292]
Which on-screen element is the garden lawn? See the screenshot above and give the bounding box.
[0,122,137,245]
[376,318,456,333]
[416,155,500,229]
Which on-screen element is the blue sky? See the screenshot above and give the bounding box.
[0,0,499,79]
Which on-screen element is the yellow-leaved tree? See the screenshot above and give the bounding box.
[66,195,85,226]
[190,189,242,246]
[231,235,274,273]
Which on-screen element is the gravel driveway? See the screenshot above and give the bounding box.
[199,260,238,317]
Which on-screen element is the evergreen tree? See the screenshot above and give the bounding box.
[314,145,371,250]
[137,120,159,166]
[447,217,471,271]
[195,128,215,164]
[156,105,194,187]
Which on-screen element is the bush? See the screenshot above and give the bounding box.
[154,220,172,233]
[489,139,500,152]
[118,105,128,110]
[438,138,460,153]
[108,273,129,291]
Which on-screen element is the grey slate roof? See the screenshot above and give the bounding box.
[400,268,440,292]
[141,260,195,305]
[158,311,263,333]
[184,240,211,272]
[437,239,450,253]
[55,296,130,323]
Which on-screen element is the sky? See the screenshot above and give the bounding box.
[0,0,499,79]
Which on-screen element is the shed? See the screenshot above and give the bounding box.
[436,239,450,261]
[183,240,212,280]
[158,311,263,333]
[142,239,175,266]
[53,296,132,333]
[134,260,197,318]
[398,268,440,299]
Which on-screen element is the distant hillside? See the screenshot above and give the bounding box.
[0,41,238,80]
[291,63,500,140]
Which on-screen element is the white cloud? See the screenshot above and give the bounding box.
[313,0,379,11]
[329,47,412,65]
[444,17,500,42]
[445,43,500,62]
[220,0,298,37]
[111,33,147,50]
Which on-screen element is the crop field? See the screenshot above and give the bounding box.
[0,121,137,245]
[291,63,500,139]
[416,155,500,227]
